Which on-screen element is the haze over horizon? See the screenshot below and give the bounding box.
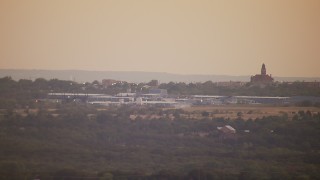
[1,67,320,78]
[1,0,320,77]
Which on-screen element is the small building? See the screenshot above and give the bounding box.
[149,89,168,97]
[217,125,236,140]
[147,80,159,87]
[116,93,136,97]
[215,81,246,88]
[102,79,121,88]
[218,125,236,134]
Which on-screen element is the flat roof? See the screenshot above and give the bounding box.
[234,96,290,99]
[48,93,107,96]
[192,95,226,98]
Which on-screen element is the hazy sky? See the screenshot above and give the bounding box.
[0,0,319,77]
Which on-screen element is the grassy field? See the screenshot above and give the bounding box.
[181,105,320,120]
[2,104,320,121]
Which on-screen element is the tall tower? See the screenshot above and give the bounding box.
[261,63,266,75]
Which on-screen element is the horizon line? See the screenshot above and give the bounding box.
[1,68,320,78]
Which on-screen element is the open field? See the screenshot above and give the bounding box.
[181,105,320,120]
[2,105,320,121]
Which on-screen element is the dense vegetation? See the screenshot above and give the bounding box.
[0,104,320,179]
[1,76,320,179]
[1,76,320,105]
[159,81,320,97]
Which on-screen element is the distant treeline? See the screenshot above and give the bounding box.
[159,81,320,97]
[1,76,320,108]
[2,69,320,83]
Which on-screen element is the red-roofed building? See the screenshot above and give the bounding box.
[250,63,274,85]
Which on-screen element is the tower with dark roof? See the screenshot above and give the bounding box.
[250,63,274,85]
[261,63,266,75]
